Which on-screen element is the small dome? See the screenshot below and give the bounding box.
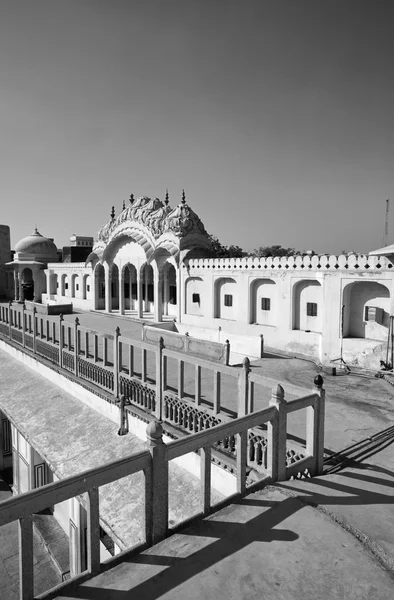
[14,228,58,256]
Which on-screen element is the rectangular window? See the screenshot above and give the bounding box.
[224,294,233,307]
[306,302,318,317]
[76,284,79,291]
[261,297,271,311]
[87,285,90,292]
[65,283,68,290]
[192,293,200,304]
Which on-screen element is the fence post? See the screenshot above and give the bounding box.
[118,394,128,435]
[22,303,26,348]
[19,515,34,600]
[32,307,37,354]
[237,357,250,417]
[225,339,230,365]
[146,421,168,544]
[113,327,120,398]
[267,383,287,482]
[307,374,325,476]
[74,317,79,376]
[59,314,64,368]
[8,301,12,338]
[260,334,264,358]
[155,337,164,421]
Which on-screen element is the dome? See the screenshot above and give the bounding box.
[14,228,58,256]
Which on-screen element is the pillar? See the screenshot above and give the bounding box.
[104,264,112,313]
[137,268,143,318]
[144,267,149,313]
[14,271,20,302]
[163,267,169,316]
[153,268,163,322]
[119,268,125,315]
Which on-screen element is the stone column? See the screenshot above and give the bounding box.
[104,264,112,313]
[14,270,20,302]
[163,267,169,317]
[144,268,149,313]
[137,268,143,318]
[153,268,163,322]
[119,268,125,315]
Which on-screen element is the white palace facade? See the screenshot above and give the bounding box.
[3,193,394,370]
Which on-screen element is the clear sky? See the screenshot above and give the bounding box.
[0,0,393,254]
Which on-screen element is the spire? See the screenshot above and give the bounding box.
[129,193,134,205]
[165,189,169,205]
[122,200,125,210]
[181,189,186,204]
[110,206,115,220]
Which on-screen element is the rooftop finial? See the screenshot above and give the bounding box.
[111,206,115,220]
[182,189,186,204]
[165,189,169,205]
[129,193,134,205]
[122,199,125,210]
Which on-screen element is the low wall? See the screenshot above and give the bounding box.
[25,300,73,315]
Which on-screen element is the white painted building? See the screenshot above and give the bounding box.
[6,195,394,370]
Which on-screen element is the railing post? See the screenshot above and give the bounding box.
[236,430,248,495]
[19,515,34,600]
[195,364,201,406]
[155,337,164,421]
[113,326,120,398]
[32,307,37,354]
[237,357,250,417]
[267,383,287,482]
[128,343,134,377]
[86,487,100,576]
[260,334,264,358]
[103,337,108,366]
[22,303,26,348]
[307,375,325,476]
[177,359,184,399]
[8,301,12,338]
[59,314,64,369]
[74,317,79,376]
[146,421,168,544]
[213,370,220,414]
[142,348,147,383]
[200,444,211,515]
[118,394,128,435]
[225,339,230,365]
[94,334,98,363]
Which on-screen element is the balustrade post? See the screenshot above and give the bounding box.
[53,321,56,345]
[8,301,12,338]
[195,365,201,405]
[307,375,325,476]
[113,327,120,398]
[22,303,26,348]
[213,371,220,414]
[103,337,108,366]
[32,307,37,354]
[267,384,287,482]
[155,337,164,420]
[85,331,89,358]
[142,348,147,383]
[118,394,128,435]
[225,339,230,365]
[200,445,211,515]
[74,317,79,376]
[18,515,34,600]
[146,421,168,544]
[260,334,264,358]
[94,334,98,363]
[237,357,250,417]
[86,487,101,576]
[59,314,64,368]
[128,344,134,377]
[177,359,184,399]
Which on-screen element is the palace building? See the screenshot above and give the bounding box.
[1,192,393,370]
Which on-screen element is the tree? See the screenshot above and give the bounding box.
[252,245,316,258]
[208,234,245,258]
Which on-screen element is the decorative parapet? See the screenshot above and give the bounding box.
[95,195,209,246]
[185,254,393,272]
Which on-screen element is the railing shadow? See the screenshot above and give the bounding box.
[323,425,394,474]
[54,495,301,600]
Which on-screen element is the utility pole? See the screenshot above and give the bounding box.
[383,198,390,246]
